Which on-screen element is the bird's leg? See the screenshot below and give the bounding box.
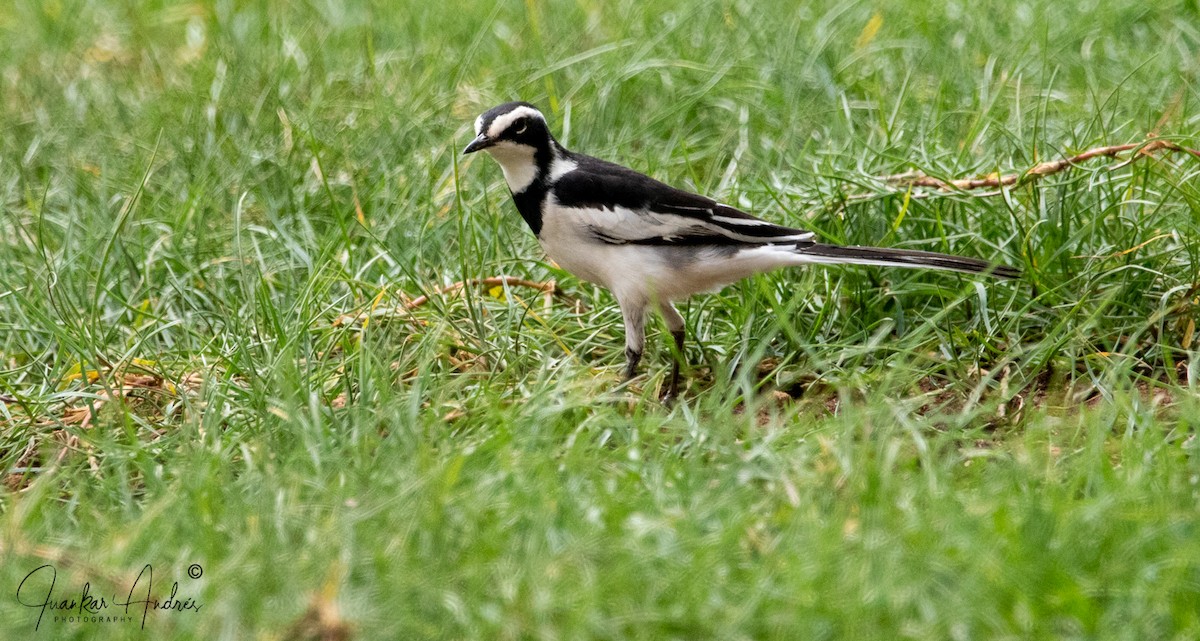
[620,301,646,382]
[624,348,642,381]
[659,302,686,404]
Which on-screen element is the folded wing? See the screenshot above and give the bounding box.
[553,155,813,247]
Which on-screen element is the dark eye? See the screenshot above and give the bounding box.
[514,119,528,135]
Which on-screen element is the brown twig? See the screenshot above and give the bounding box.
[881,138,1200,192]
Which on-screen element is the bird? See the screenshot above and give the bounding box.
[463,101,1019,402]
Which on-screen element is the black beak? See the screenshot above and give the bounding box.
[462,134,492,154]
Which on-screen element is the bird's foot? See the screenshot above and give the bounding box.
[623,348,642,382]
[659,385,679,407]
[659,362,683,406]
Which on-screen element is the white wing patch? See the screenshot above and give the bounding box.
[553,201,811,244]
[561,202,816,247]
[710,214,772,227]
[567,204,680,240]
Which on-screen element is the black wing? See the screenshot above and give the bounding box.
[553,154,814,246]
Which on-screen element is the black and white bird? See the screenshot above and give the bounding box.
[463,102,1019,401]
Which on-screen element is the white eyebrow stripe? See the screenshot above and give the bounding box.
[487,106,545,139]
[474,114,484,136]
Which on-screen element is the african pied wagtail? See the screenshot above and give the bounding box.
[464,102,1019,402]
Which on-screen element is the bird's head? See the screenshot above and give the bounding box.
[462,102,553,159]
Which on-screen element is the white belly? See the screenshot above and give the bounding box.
[536,210,711,303]
[535,196,800,304]
[537,211,616,286]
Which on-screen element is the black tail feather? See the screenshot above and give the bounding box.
[798,243,1021,279]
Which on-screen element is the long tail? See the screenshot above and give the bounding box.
[795,243,1021,279]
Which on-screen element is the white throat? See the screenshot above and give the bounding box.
[485,143,539,193]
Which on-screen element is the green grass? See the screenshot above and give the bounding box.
[2,0,1199,638]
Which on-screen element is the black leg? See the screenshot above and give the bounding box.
[623,347,642,381]
[661,328,686,404]
[656,302,687,405]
